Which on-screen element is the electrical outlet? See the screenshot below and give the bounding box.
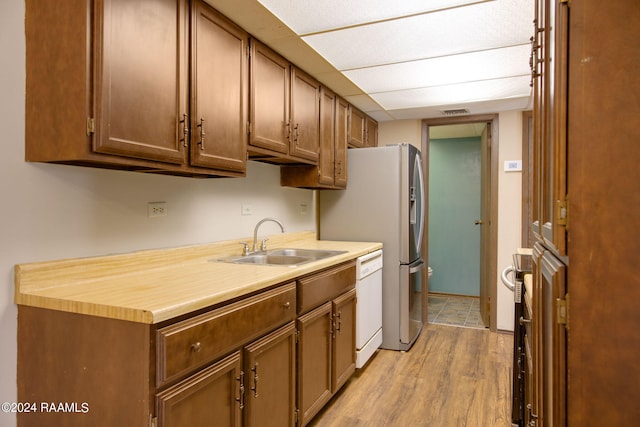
[241,203,253,216]
[148,202,167,218]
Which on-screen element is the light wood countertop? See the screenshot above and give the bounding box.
[14,231,382,324]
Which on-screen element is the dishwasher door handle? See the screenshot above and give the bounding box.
[358,249,383,264]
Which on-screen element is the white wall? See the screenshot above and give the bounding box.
[379,113,524,331]
[0,2,314,425]
[378,119,422,149]
[496,110,523,331]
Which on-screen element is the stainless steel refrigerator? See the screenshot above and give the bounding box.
[320,144,425,351]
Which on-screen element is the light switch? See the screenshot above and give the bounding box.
[504,160,522,172]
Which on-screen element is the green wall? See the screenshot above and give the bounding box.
[428,137,481,296]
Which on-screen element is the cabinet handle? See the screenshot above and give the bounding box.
[197,117,206,151]
[250,362,259,398]
[294,124,299,145]
[334,311,342,334]
[236,371,245,409]
[527,403,538,426]
[285,121,291,142]
[190,342,202,353]
[180,113,189,147]
[283,301,291,309]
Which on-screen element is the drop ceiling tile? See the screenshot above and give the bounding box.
[386,96,531,120]
[257,0,482,34]
[344,44,531,93]
[302,0,534,70]
[371,75,532,110]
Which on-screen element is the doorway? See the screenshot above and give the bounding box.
[421,115,499,331]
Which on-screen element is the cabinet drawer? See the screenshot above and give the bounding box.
[157,282,296,386]
[298,261,356,314]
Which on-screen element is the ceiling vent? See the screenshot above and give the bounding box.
[441,108,470,116]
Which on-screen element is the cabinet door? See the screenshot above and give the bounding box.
[348,105,365,148]
[290,67,320,162]
[541,0,568,256]
[190,1,247,172]
[539,250,567,427]
[365,116,378,147]
[536,0,568,257]
[93,0,188,164]
[249,40,290,154]
[244,322,296,427]
[334,97,349,188]
[331,289,356,392]
[297,302,333,426]
[530,0,545,240]
[318,86,336,186]
[156,351,242,427]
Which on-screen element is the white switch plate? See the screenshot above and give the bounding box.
[241,203,253,216]
[504,160,522,172]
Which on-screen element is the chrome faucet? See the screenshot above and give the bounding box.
[252,218,285,252]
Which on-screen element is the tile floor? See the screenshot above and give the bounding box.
[427,294,487,329]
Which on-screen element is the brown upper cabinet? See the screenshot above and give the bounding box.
[249,39,320,165]
[25,0,247,178]
[365,116,379,147]
[348,105,366,148]
[189,1,248,173]
[280,88,348,189]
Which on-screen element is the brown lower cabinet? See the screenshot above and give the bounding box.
[17,262,357,427]
[296,262,357,426]
[156,322,297,427]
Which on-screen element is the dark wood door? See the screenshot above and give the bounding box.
[156,351,242,427]
[334,97,349,188]
[249,39,290,154]
[290,67,320,162]
[244,322,297,427]
[348,105,365,148]
[297,302,332,426]
[318,87,336,186]
[190,1,247,172]
[93,0,188,164]
[331,289,356,392]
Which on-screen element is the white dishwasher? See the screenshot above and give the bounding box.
[355,249,383,368]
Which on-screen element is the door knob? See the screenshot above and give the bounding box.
[474,219,483,225]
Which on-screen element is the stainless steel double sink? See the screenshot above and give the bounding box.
[215,248,347,266]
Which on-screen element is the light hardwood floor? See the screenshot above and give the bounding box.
[310,323,513,427]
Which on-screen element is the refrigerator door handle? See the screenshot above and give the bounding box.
[409,259,426,274]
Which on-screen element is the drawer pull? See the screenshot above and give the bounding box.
[519,316,531,325]
[251,362,259,398]
[236,371,245,409]
[283,301,291,309]
[190,342,202,353]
